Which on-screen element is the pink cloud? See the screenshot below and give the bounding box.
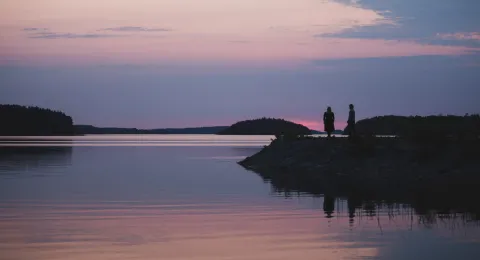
[2,35,477,67]
[3,0,478,67]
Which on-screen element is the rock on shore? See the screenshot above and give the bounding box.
[239,136,480,203]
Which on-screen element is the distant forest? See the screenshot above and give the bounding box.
[0,104,74,136]
[74,125,228,135]
[2,104,479,138]
[345,115,480,138]
[217,118,311,135]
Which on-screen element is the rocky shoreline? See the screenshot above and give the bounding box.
[239,136,480,213]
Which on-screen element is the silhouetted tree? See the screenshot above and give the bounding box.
[217,118,311,136]
[343,115,480,139]
[0,104,74,136]
[74,125,228,135]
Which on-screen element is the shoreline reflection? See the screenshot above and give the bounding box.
[0,146,72,178]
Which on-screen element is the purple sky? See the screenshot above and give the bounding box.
[1,0,479,130]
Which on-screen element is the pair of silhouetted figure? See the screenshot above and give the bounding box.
[323,104,356,139]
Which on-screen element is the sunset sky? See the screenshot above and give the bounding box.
[1,0,479,129]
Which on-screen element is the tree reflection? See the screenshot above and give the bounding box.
[0,146,72,177]
[257,170,480,228]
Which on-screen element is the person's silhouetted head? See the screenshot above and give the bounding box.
[327,107,332,112]
[349,104,354,110]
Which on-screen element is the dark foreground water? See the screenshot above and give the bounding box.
[0,135,479,260]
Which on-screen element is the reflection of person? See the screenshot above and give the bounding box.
[323,107,335,138]
[323,195,335,219]
[347,197,358,228]
[347,104,356,140]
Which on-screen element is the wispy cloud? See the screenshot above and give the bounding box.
[101,26,171,32]
[436,32,480,41]
[22,26,172,40]
[29,32,122,39]
[23,28,123,39]
[23,28,48,32]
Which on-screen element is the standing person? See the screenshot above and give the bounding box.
[347,104,356,139]
[323,107,335,138]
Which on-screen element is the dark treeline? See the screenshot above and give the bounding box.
[0,146,73,178]
[217,118,311,135]
[345,115,480,138]
[74,125,228,135]
[0,104,74,136]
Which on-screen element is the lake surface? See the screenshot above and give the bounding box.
[0,135,479,260]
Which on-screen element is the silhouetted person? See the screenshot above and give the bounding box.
[323,107,335,138]
[347,104,356,140]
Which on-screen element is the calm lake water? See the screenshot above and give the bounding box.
[0,135,479,260]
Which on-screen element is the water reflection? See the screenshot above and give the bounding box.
[0,146,72,178]
[1,199,478,260]
[0,134,273,147]
[0,140,478,260]
[323,195,335,219]
[258,170,480,226]
[0,201,383,260]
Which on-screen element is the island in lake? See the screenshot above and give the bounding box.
[74,125,229,135]
[240,114,480,216]
[75,118,319,136]
[217,118,312,135]
[2,103,480,215]
[344,114,480,137]
[0,104,229,136]
[0,104,74,136]
[1,106,321,136]
[74,118,319,135]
